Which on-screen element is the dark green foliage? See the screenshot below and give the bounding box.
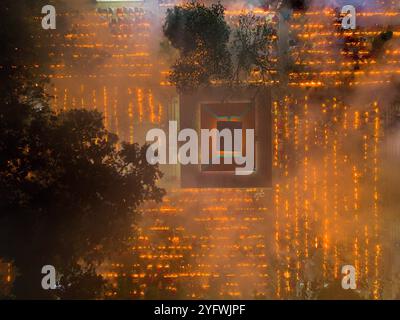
[163,2,275,92]
[163,2,232,92]
[231,13,275,83]
[163,2,230,55]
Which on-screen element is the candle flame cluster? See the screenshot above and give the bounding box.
[272,96,382,299]
[37,2,395,299]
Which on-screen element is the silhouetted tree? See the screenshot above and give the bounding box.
[162,2,276,92]
[0,0,165,299]
[231,13,276,84]
[163,1,232,92]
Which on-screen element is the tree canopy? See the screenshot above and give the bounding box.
[231,13,276,84]
[0,0,165,299]
[163,2,232,92]
[162,2,276,92]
